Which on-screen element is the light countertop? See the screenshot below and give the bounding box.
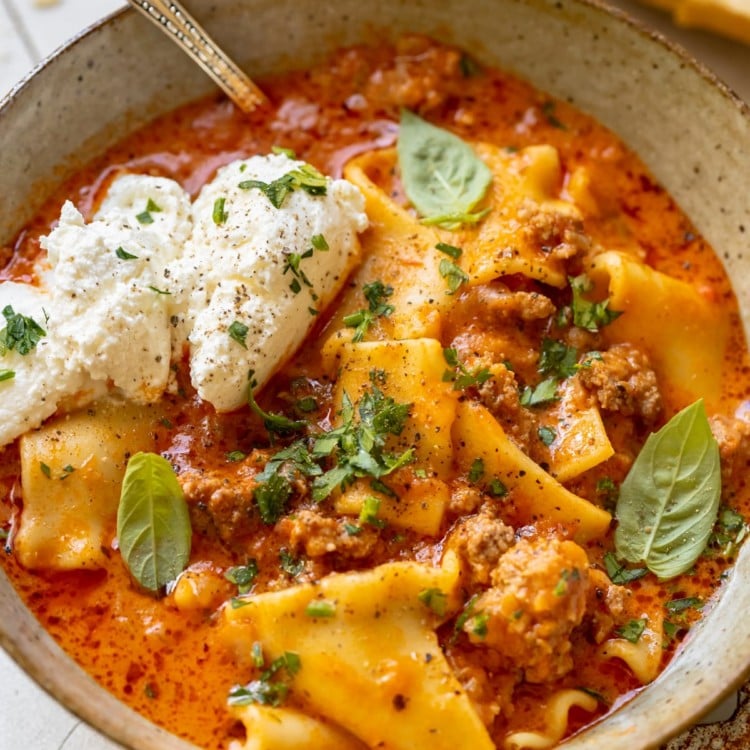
[0,1,748,748]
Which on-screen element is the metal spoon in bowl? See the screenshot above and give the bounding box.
[126,0,267,113]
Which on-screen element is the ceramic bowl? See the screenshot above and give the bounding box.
[1,1,750,748]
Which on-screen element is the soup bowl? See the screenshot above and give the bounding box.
[1,1,750,748]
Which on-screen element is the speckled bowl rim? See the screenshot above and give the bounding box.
[1,2,750,749]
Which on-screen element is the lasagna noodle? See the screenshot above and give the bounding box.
[457,143,581,289]
[600,612,665,683]
[452,400,611,542]
[588,250,730,409]
[326,150,448,351]
[504,689,598,750]
[15,399,159,570]
[222,555,494,750]
[332,338,457,535]
[546,378,615,482]
[230,705,365,750]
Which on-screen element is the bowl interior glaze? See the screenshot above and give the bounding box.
[1,1,750,748]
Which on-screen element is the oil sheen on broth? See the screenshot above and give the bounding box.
[0,35,748,750]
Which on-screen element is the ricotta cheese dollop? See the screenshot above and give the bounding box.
[171,153,368,411]
[0,155,368,446]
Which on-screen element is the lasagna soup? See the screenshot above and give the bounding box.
[1,35,748,750]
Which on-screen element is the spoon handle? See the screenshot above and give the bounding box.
[127,0,267,113]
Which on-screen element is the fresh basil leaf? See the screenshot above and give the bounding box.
[117,452,191,592]
[397,109,492,228]
[614,400,721,579]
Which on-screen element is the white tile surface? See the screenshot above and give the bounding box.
[0,2,749,750]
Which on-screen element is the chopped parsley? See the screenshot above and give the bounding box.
[567,274,622,332]
[459,53,481,78]
[343,280,395,343]
[271,146,297,159]
[227,651,301,708]
[438,258,469,295]
[468,457,485,483]
[538,338,579,379]
[435,242,463,259]
[294,396,318,414]
[226,450,247,462]
[147,286,171,295]
[538,426,557,446]
[709,506,749,558]
[0,369,15,382]
[282,234,328,301]
[238,164,328,209]
[247,371,305,436]
[225,561,259,594]
[249,375,412,527]
[305,599,336,618]
[310,378,413,502]
[468,612,489,638]
[254,473,293,525]
[603,551,648,585]
[442,347,492,390]
[554,568,581,596]
[228,320,249,349]
[418,587,448,617]
[39,461,51,479]
[115,246,139,260]
[0,305,46,356]
[279,549,305,578]
[665,597,703,615]
[359,496,386,529]
[212,197,229,225]
[519,376,559,407]
[616,618,647,643]
[136,198,162,224]
[487,478,507,497]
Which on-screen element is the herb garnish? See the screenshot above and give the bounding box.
[279,549,305,578]
[418,587,448,617]
[116,452,191,592]
[0,305,46,356]
[136,198,162,224]
[603,551,648,585]
[614,400,721,579]
[519,377,559,407]
[538,426,556,446]
[0,369,15,382]
[115,246,139,260]
[212,197,229,225]
[225,561,259,594]
[665,597,702,615]
[228,320,249,349]
[439,259,469,295]
[566,274,622,332]
[435,242,463,260]
[397,109,492,230]
[239,164,328,209]
[343,280,395,342]
[247,371,306,436]
[442,347,492,390]
[359,496,386,529]
[616,618,647,643]
[305,599,336,618]
[228,651,301,708]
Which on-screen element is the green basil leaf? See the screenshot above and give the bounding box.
[614,400,721,579]
[117,452,192,592]
[397,109,492,226]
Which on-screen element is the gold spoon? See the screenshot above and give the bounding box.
[126,0,267,113]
